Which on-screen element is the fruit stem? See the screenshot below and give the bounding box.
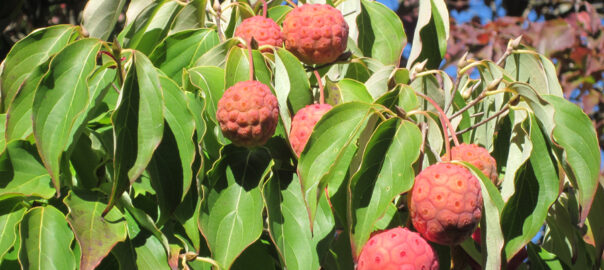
[314,70,325,104]
[247,42,254,81]
[414,91,460,159]
[260,0,267,17]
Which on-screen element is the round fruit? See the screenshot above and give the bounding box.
[409,163,483,245]
[289,104,332,156]
[282,4,348,65]
[441,143,498,184]
[216,80,279,147]
[357,227,439,270]
[234,16,283,53]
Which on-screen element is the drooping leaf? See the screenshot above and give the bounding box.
[19,206,76,270]
[0,199,26,262]
[82,0,127,40]
[500,110,532,201]
[104,51,164,215]
[194,39,240,67]
[0,140,56,199]
[133,233,171,270]
[199,146,270,269]
[325,78,373,106]
[501,114,559,261]
[224,47,272,88]
[357,0,406,66]
[349,119,422,257]
[149,29,219,84]
[263,172,319,270]
[1,25,78,112]
[273,48,312,129]
[187,66,225,126]
[32,38,102,195]
[406,0,449,69]
[364,64,395,99]
[121,1,184,55]
[170,0,207,33]
[298,102,381,225]
[505,52,563,96]
[64,191,128,270]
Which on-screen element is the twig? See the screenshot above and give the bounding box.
[313,70,324,104]
[247,42,254,81]
[283,0,297,8]
[456,104,510,135]
[414,92,459,160]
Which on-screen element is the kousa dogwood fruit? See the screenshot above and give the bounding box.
[234,16,283,52]
[357,227,439,270]
[282,4,348,65]
[408,163,483,245]
[216,80,279,147]
[441,143,498,184]
[289,103,332,156]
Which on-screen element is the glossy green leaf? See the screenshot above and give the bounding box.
[124,0,154,26]
[105,51,164,215]
[32,38,101,194]
[64,191,127,270]
[173,188,202,253]
[501,114,558,261]
[0,140,55,199]
[82,0,127,40]
[133,233,170,270]
[122,1,184,55]
[312,192,336,264]
[349,119,422,257]
[456,161,504,269]
[406,0,449,69]
[267,5,292,23]
[343,60,371,82]
[119,192,171,254]
[199,146,270,269]
[325,78,373,105]
[194,39,240,67]
[19,206,76,270]
[500,110,532,201]
[365,64,395,99]
[526,242,565,269]
[150,29,219,83]
[187,66,225,126]
[1,25,78,112]
[224,47,272,88]
[4,59,50,143]
[542,95,600,222]
[0,114,5,153]
[231,239,278,270]
[357,0,406,66]
[170,0,207,33]
[263,172,319,270]
[298,102,380,224]
[0,199,26,262]
[274,48,312,118]
[505,52,563,96]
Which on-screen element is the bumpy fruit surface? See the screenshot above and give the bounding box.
[441,143,498,184]
[282,4,348,65]
[357,227,439,270]
[216,80,279,147]
[234,16,283,52]
[409,163,483,245]
[289,104,332,156]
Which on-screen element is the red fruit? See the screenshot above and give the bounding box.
[289,104,332,156]
[441,143,498,184]
[216,80,279,147]
[282,4,348,65]
[234,16,283,53]
[409,163,483,245]
[357,227,439,270]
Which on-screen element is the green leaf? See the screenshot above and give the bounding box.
[82,0,127,40]
[298,102,380,225]
[64,191,127,270]
[149,29,219,84]
[133,233,171,270]
[274,48,312,117]
[231,239,278,270]
[0,199,26,262]
[187,66,225,126]
[263,172,319,270]
[0,140,56,199]
[500,110,532,201]
[121,1,184,55]
[357,0,406,66]
[542,95,600,222]
[173,188,202,253]
[406,0,449,69]
[104,51,164,215]
[199,146,270,269]
[325,78,373,105]
[266,5,292,24]
[0,114,4,153]
[224,47,272,88]
[19,206,76,270]
[312,192,336,264]
[124,0,154,26]
[1,25,78,112]
[193,38,240,67]
[501,114,559,261]
[505,52,563,96]
[32,38,102,194]
[456,161,504,269]
[4,59,50,143]
[343,59,371,82]
[349,119,422,257]
[365,64,395,99]
[526,242,565,269]
[170,0,207,33]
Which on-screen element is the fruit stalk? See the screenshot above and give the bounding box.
[414,91,460,159]
[313,70,325,104]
